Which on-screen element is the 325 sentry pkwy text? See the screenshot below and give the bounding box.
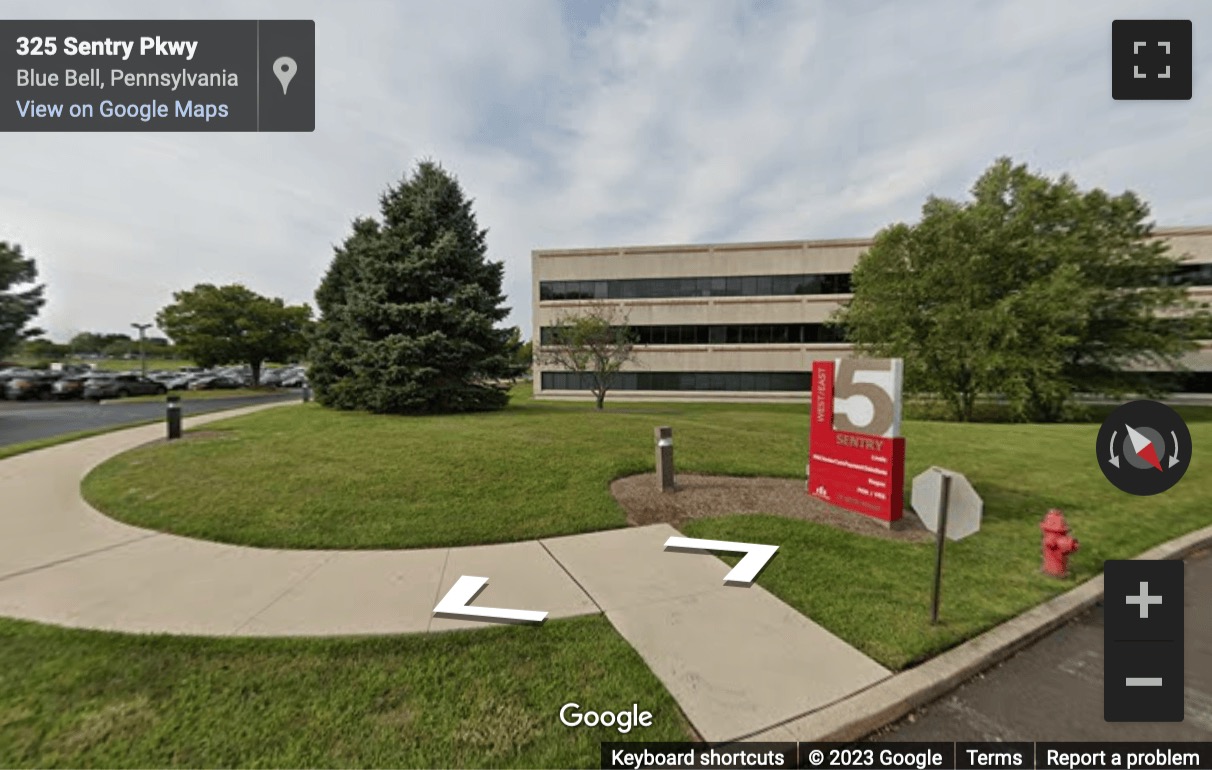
[15,36,199,60]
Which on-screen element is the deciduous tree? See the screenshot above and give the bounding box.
[157,284,312,386]
[536,306,636,410]
[835,157,1208,421]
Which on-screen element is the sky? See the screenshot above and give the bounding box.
[3,0,1211,342]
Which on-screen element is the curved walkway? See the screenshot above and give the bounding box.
[0,401,889,742]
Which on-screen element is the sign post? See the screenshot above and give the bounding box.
[807,358,907,524]
[930,472,952,625]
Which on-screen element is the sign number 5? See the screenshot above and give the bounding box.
[831,358,903,438]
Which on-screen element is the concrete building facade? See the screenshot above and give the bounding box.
[531,226,1212,402]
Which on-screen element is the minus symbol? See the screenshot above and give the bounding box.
[1125,677,1163,686]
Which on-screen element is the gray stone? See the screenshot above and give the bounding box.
[911,467,983,540]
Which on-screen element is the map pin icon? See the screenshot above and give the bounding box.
[273,56,297,95]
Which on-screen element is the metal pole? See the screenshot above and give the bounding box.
[655,426,674,492]
[166,395,181,440]
[131,322,152,379]
[930,472,952,625]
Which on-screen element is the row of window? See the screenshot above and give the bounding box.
[539,273,852,301]
[1168,263,1212,286]
[541,370,812,392]
[541,370,1212,394]
[539,323,846,346]
[538,262,1212,302]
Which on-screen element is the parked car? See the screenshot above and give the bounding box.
[260,368,286,386]
[52,375,88,400]
[5,373,58,401]
[279,368,308,388]
[83,374,168,400]
[0,367,39,394]
[189,375,243,390]
[165,373,201,390]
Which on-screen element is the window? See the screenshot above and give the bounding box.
[795,275,822,294]
[708,326,726,344]
[543,272,858,301]
[543,370,812,392]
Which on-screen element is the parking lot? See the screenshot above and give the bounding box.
[0,393,297,448]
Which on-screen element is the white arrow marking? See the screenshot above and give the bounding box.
[1110,429,1120,468]
[1169,430,1182,468]
[432,576,547,624]
[664,536,778,586]
[1126,424,1152,456]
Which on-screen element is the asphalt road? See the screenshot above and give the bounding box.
[0,393,298,448]
[874,548,1212,741]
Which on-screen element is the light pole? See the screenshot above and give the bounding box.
[131,322,152,379]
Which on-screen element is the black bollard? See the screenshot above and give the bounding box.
[166,395,182,440]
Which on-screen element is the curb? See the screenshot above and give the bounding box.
[745,522,1212,744]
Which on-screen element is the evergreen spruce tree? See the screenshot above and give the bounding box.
[309,161,522,413]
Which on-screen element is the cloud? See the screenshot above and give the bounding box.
[1,0,1210,342]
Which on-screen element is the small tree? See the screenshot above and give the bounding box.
[505,326,532,378]
[0,242,47,359]
[157,284,313,385]
[537,307,636,409]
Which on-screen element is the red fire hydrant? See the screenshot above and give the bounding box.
[1041,509,1079,578]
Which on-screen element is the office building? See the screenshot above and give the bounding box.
[531,226,1212,401]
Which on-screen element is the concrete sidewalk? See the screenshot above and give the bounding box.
[0,402,890,743]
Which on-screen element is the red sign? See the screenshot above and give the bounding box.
[807,360,906,523]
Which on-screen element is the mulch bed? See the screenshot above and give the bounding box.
[610,472,933,542]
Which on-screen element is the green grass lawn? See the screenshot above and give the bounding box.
[0,615,691,768]
[81,387,1212,671]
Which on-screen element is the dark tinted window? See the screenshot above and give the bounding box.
[540,272,854,302]
[541,370,812,392]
